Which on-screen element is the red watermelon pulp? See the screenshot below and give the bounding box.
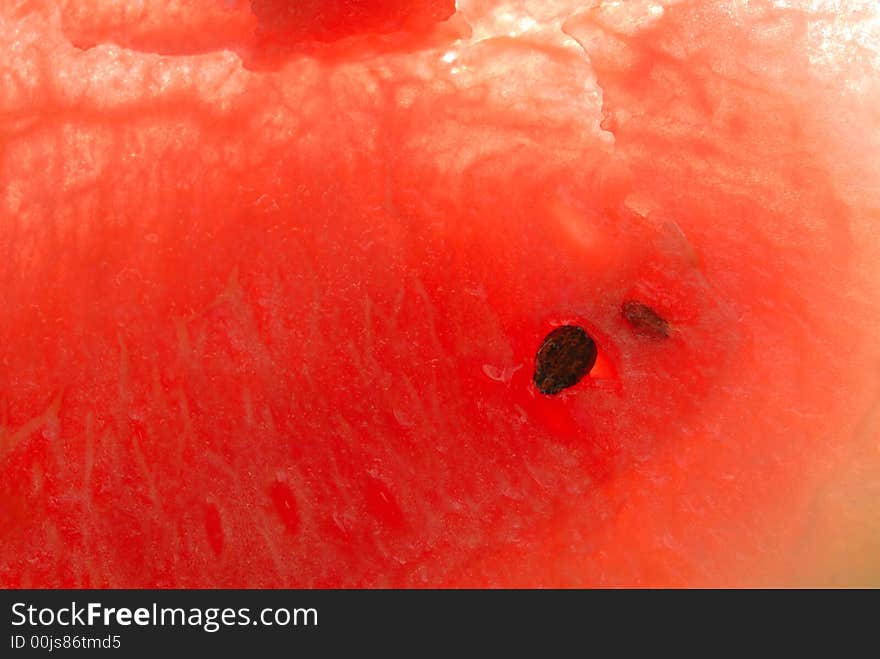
[1,0,879,587]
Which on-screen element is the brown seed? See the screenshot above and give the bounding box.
[622,300,671,339]
[533,325,598,395]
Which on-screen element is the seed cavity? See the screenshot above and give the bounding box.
[622,300,671,339]
[533,325,597,395]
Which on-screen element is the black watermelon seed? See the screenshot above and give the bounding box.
[533,325,598,396]
[622,300,671,339]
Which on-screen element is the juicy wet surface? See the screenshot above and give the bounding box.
[1,0,879,586]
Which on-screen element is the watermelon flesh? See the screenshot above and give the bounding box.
[1,0,879,587]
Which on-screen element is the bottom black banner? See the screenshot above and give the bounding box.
[0,589,866,654]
